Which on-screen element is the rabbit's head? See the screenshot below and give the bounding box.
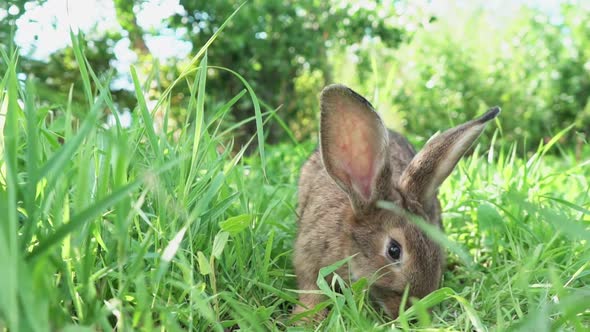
[319,84,499,316]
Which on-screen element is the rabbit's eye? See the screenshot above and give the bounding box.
[387,240,402,261]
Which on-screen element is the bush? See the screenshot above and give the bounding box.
[329,3,590,151]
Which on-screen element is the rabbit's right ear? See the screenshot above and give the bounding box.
[319,84,389,214]
[399,107,500,207]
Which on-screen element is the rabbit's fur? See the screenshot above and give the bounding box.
[294,84,500,319]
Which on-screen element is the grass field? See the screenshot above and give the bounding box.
[1,31,590,331]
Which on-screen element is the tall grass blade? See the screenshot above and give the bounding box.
[210,66,266,174]
[69,30,94,108]
[0,50,21,331]
[131,65,161,161]
[26,179,143,261]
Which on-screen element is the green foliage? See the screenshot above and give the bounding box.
[169,0,404,144]
[3,1,590,152]
[337,3,590,150]
[1,0,407,147]
[1,2,589,331]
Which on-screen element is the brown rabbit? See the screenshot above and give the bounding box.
[293,84,500,319]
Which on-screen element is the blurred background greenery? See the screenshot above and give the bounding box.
[2,0,589,152]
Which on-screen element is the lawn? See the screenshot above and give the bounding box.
[1,33,589,332]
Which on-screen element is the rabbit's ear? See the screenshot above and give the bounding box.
[319,84,389,213]
[399,107,500,206]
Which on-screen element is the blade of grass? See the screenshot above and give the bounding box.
[20,80,40,251]
[1,49,21,332]
[25,90,108,250]
[130,65,161,163]
[219,293,265,332]
[209,66,266,175]
[184,53,208,198]
[70,30,94,108]
[26,179,143,261]
[208,89,247,137]
[452,294,485,332]
[149,2,246,117]
[36,89,105,182]
[81,57,126,133]
[540,195,590,215]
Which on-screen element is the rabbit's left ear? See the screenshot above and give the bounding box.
[319,84,389,213]
[399,107,500,206]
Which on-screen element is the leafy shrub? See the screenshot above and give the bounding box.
[330,3,590,151]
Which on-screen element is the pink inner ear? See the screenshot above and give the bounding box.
[331,104,380,201]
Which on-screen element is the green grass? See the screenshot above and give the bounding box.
[1,29,590,332]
